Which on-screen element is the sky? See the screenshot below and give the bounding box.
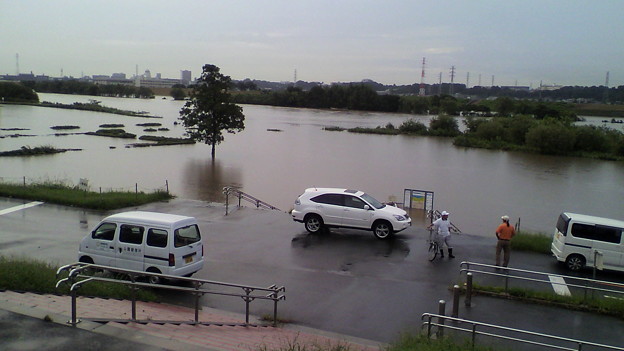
[1,0,623,88]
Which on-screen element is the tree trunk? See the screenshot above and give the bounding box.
[211,143,216,159]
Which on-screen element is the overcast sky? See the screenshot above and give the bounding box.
[1,0,623,87]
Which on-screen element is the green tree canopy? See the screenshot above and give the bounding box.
[179,64,245,158]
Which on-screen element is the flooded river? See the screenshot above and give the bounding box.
[1,93,623,236]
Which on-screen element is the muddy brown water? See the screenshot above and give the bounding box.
[1,93,622,236]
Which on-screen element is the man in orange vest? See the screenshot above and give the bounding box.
[495,215,516,267]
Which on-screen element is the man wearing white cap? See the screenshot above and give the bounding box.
[495,215,516,267]
[427,211,454,258]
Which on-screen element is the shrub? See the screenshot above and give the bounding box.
[474,119,506,141]
[398,118,428,135]
[525,122,575,155]
[429,115,460,137]
[574,126,612,153]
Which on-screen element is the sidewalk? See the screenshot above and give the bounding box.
[0,290,383,351]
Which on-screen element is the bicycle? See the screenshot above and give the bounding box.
[427,230,440,261]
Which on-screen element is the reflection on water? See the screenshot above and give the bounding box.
[1,93,623,236]
[181,158,242,202]
[291,231,411,272]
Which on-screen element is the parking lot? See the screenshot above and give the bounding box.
[2,197,624,347]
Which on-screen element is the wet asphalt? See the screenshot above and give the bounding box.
[2,197,624,349]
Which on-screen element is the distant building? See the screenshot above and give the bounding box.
[501,86,531,92]
[181,70,192,85]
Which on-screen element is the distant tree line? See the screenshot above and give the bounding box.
[21,80,155,98]
[0,82,39,102]
[231,84,401,112]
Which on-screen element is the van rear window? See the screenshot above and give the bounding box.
[175,224,201,247]
[556,214,570,236]
[571,223,622,244]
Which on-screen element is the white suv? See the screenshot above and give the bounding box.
[291,188,411,239]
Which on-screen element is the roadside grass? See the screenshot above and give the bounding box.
[471,283,624,319]
[386,333,503,351]
[0,256,157,301]
[510,231,552,254]
[0,181,173,210]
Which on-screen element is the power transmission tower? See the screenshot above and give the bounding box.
[419,57,426,96]
[449,66,456,95]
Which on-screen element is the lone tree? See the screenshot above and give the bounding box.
[179,64,245,158]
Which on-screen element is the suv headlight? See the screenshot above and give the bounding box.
[393,214,407,221]
[295,198,301,205]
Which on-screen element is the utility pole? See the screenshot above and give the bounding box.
[466,72,470,88]
[15,53,19,75]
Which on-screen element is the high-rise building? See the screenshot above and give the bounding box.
[181,70,192,85]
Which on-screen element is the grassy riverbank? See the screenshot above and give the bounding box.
[0,181,173,210]
[0,256,157,301]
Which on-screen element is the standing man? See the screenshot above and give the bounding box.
[495,215,516,267]
[428,211,454,258]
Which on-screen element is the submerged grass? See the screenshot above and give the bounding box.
[0,256,157,301]
[0,181,173,210]
[510,231,552,254]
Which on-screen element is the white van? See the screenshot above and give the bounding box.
[551,212,624,272]
[78,211,204,282]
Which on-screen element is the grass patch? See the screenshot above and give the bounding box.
[86,128,136,139]
[347,127,401,135]
[472,283,624,319]
[137,135,196,146]
[0,181,173,210]
[0,145,81,156]
[387,333,502,351]
[99,123,124,128]
[137,122,162,127]
[50,125,80,130]
[0,256,157,301]
[323,126,346,132]
[510,231,552,254]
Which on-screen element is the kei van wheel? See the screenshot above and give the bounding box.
[373,221,393,240]
[304,214,324,234]
[565,254,586,271]
[146,268,162,284]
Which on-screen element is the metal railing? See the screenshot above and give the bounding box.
[422,311,624,351]
[223,186,281,215]
[460,261,624,303]
[56,263,285,327]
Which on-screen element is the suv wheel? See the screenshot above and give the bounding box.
[304,214,323,234]
[373,221,393,239]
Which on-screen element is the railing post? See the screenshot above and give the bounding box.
[452,285,460,318]
[272,289,279,327]
[71,289,78,327]
[465,272,473,307]
[437,300,446,337]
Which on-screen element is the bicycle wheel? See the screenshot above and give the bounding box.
[428,242,438,261]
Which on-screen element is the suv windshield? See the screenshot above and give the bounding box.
[360,193,385,209]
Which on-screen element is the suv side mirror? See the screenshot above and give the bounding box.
[364,205,371,210]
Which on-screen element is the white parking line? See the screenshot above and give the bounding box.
[0,201,44,216]
[549,275,571,296]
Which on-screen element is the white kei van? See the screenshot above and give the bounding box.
[551,212,624,272]
[78,211,204,282]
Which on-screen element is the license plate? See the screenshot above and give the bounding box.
[184,254,194,264]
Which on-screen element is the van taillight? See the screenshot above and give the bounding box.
[168,254,175,267]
